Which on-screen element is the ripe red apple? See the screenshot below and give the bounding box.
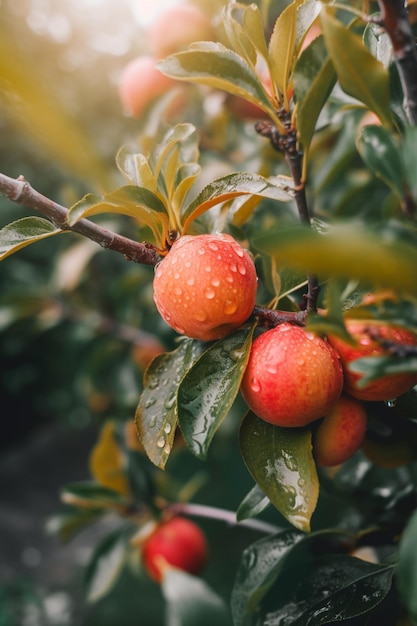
[118,55,178,118]
[328,319,417,401]
[153,233,257,341]
[240,323,344,427]
[142,516,208,583]
[313,394,368,467]
[148,4,214,59]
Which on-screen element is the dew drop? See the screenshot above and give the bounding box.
[149,416,157,428]
[266,364,278,375]
[148,380,159,390]
[208,242,219,252]
[204,265,212,273]
[237,263,247,276]
[224,299,237,315]
[250,377,261,393]
[187,276,195,286]
[144,398,157,409]
[164,443,171,455]
[184,260,191,268]
[174,286,182,296]
[230,263,238,273]
[165,393,176,410]
[157,436,166,448]
[385,398,397,408]
[164,423,172,434]
[198,248,206,255]
[195,310,208,322]
[226,275,234,284]
[234,246,244,258]
[205,288,215,300]
[211,277,220,287]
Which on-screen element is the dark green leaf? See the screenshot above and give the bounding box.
[0,217,61,260]
[259,553,394,625]
[320,8,392,127]
[358,125,405,198]
[294,35,336,154]
[239,412,319,532]
[60,482,129,509]
[182,172,294,232]
[403,126,417,203]
[135,338,204,469]
[236,484,270,522]
[178,326,256,459]
[231,529,304,626]
[397,509,417,621]
[254,222,417,297]
[84,528,128,603]
[163,569,231,626]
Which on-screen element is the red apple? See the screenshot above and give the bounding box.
[240,323,344,427]
[313,394,368,467]
[153,233,258,341]
[142,516,208,583]
[118,55,178,118]
[148,4,214,59]
[328,319,417,401]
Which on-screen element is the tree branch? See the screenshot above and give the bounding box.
[376,0,417,125]
[0,172,162,266]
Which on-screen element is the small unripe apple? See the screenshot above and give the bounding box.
[118,55,177,118]
[148,4,214,59]
[313,394,368,467]
[153,234,257,341]
[142,516,208,583]
[328,319,417,401]
[240,323,344,427]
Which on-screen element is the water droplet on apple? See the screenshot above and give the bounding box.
[204,265,212,272]
[174,286,182,296]
[208,242,219,252]
[266,364,278,374]
[205,288,215,300]
[187,276,195,286]
[211,277,220,287]
[237,263,247,275]
[198,248,206,255]
[250,377,261,392]
[234,246,244,258]
[226,275,234,283]
[230,263,237,273]
[224,299,237,315]
[195,310,208,322]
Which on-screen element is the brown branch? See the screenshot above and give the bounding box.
[376,0,417,125]
[252,305,307,328]
[0,172,162,266]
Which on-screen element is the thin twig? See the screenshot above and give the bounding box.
[0,172,162,266]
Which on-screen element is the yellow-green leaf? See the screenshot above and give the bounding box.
[0,217,61,261]
[89,422,129,497]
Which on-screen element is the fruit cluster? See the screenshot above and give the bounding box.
[153,233,417,469]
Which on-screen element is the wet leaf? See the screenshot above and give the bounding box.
[135,339,204,469]
[239,412,319,532]
[85,528,128,603]
[231,529,304,626]
[254,222,417,297]
[320,8,392,127]
[89,421,129,496]
[397,509,417,621]
[163,569,231,626]
[0,217,61,260]
[178,326,256,459]
[182,172,294,232]
[358,125,405,199]
[236,484,270,522]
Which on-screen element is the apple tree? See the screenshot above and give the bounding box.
[1,0,417,624]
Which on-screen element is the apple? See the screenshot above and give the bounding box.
[118,55,178,118]
[313,394,368,467]
[153,233,258,341]
[240,323,344,427]
[148,4,214,59]
[328,319,417,401]
[142,516,208,583]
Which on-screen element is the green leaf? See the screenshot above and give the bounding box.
[0,217,61,260]
[116,147,156,190]
[157,44,279,124]
[268,1,298,97]
[236,484,270,522]
[239,412,319,532]
[60,482,129,509]
[397,509,417,622]
[182,172,294,232]
[294,35,337,154]
[403,126,417,204]
[222,3,259,67]
[320,8,392,127]
[163,569,231,626]
[135,339,204,469]
[350,355,417,387]
[85,528,128,603]
[231,529,304,626]
[253,222,417,297]
[358,125,405,199]
[178,326,256,459]
[260,553,394,625]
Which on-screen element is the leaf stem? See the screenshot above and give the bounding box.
[0,172,162,266]
[376,0,417,125]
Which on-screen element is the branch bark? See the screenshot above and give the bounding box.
[0,172,162,266]
[377,0,417,125]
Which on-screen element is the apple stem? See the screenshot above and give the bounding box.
[255,116,320,313]
[168,502,283,535]
[375,0,417,125]
[0,172,162,266]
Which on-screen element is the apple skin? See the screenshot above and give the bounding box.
[313,394,368,467]
[328,319,417,401]
[142,516,208,583]
[148,4,214,59]
[240,323,344,427]
[118,55,177,118]
[153,234,257,341]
